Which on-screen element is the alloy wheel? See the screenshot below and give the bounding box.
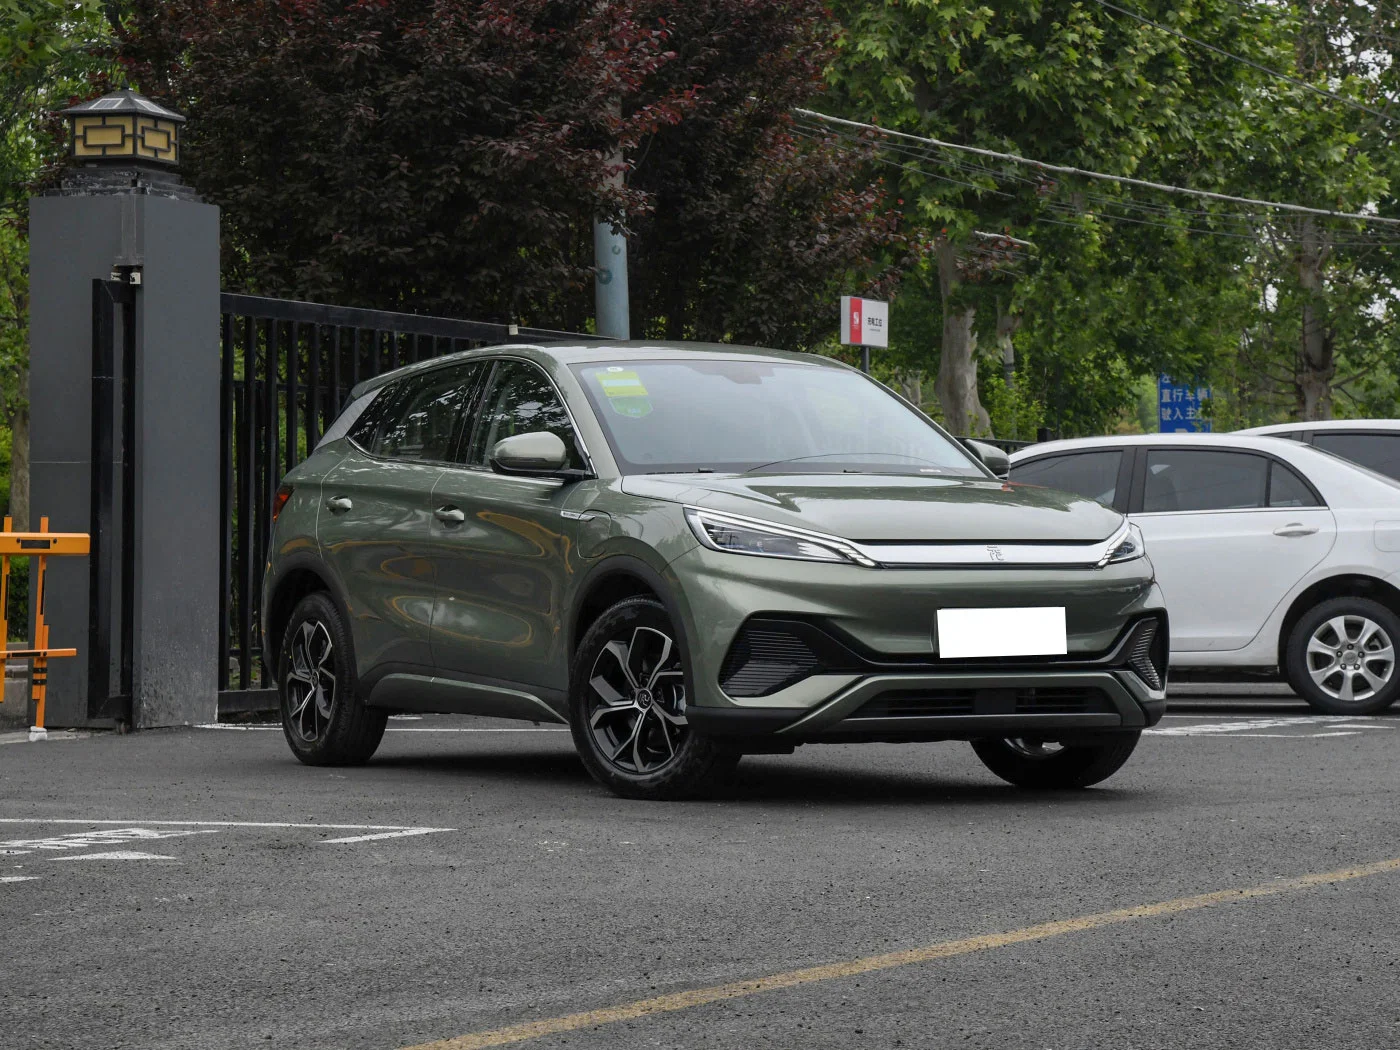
[1306,614,1395,703]
[286,619,336,743]
[585,626,689,774]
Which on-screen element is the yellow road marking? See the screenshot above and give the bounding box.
[404,856,1400,1050]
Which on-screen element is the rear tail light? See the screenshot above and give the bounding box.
[271,484,294,524]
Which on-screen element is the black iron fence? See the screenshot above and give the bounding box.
[218,294,595,710]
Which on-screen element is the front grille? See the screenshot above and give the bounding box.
[849,687,1113,720]
[1126,618,1166,690]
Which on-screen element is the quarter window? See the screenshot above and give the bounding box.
[1010,451,1122,508]
[1268,462,1321,508]
[1143,450,1268,512]
[466,360,582,469]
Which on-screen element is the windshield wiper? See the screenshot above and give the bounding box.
[742,453,946,475]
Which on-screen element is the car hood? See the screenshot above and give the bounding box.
[619,473,1123,542]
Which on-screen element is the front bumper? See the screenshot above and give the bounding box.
[688,667,1165,743]
[668,544,1167,744]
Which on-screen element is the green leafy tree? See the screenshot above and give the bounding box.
[1,0,116,529]
[826,0,1226,434]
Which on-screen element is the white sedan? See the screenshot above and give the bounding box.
[1009,433,1400,713]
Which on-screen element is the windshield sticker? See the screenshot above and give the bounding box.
[596,369,653,418]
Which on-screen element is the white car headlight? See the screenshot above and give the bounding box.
[1100,522,1146,566]
[684,508,876,567]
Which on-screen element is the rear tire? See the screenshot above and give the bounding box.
[569,597,739,800]
[278,591,387,766]
[971,733,1141,789]
[1284,597,1400,715]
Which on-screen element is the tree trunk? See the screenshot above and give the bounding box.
[995,299,1020,391]
[1296,219,1334,421]
[8,367,28,531]
[933,239,990,436]
[897,370,923,411]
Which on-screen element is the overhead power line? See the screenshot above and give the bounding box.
[1087,0,1398,127]
[793,108,1400,227]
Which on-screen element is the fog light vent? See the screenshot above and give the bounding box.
[720,626,821,697]
[1127,619,1165,691]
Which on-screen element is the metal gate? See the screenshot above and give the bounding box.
[88,277,137,723]
[217,295,595,713]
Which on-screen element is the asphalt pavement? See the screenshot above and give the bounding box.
[2,704,1398,1050]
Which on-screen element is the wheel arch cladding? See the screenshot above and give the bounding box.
[571,561,667,656]
[266,566,336,672]
[1277,574,1400,667]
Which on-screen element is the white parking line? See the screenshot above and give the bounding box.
[195,724,566,733]
[55,851,176,861]
[1147,716,1396,737]
[0,818,452,831]
[320,828,452,844]
[0,827,219,857]
[0,875,39,883]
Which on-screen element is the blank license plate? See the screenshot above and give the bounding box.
[936,607,1067,659]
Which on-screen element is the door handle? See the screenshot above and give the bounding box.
[435,506,466,525]
[1274,523,1319,537]
[326,496,353,514]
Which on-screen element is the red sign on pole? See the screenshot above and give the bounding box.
[839,295,888,347]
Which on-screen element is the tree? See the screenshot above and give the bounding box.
[826,0,1230,434]
[1,1,116,530]
[827,1,1400,434]
[116,0,903,344]
[622,1,906,348]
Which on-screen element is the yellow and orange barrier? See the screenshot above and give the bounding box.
[0,517,90,740]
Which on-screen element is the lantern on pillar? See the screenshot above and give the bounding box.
[63,89,186,167]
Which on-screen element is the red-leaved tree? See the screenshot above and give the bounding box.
[116,0,902,343]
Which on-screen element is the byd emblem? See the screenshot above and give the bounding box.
[986,545,1004,562]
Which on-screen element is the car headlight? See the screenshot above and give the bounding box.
[684,508,876,567]
[1100,522,1146,566]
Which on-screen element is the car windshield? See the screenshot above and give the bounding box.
[570,358,984,476]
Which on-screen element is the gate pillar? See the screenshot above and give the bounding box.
[28,90,220,728]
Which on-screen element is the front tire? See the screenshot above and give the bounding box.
[569,597,739,800]
[278,591,387,765]
[972,733,1141,789]
[1284,597,1400,715]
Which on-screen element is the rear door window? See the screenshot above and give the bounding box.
[1312,432,1400,481]
[351,363,483,462]
[1010,451,1122,508]
[1142,450,1268,512]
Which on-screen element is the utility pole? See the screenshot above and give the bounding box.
[594,103,630,340]
[593,212,630,340]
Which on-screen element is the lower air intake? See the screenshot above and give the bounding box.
[719,625,821,697]
[1127,618,1166,691]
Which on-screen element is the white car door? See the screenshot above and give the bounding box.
[1131,448,1336,652]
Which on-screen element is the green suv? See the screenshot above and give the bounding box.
[262,342,1167,799]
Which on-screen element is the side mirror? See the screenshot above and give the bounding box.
[489,432,569,476]
[964,439,1010,480]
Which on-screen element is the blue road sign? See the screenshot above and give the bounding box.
[1158,375,1212,433]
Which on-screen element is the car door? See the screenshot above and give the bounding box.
[1008,448,1131,512]
[428,358,592,695]
[1129,447,1336,652]
[317,363,479,675]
